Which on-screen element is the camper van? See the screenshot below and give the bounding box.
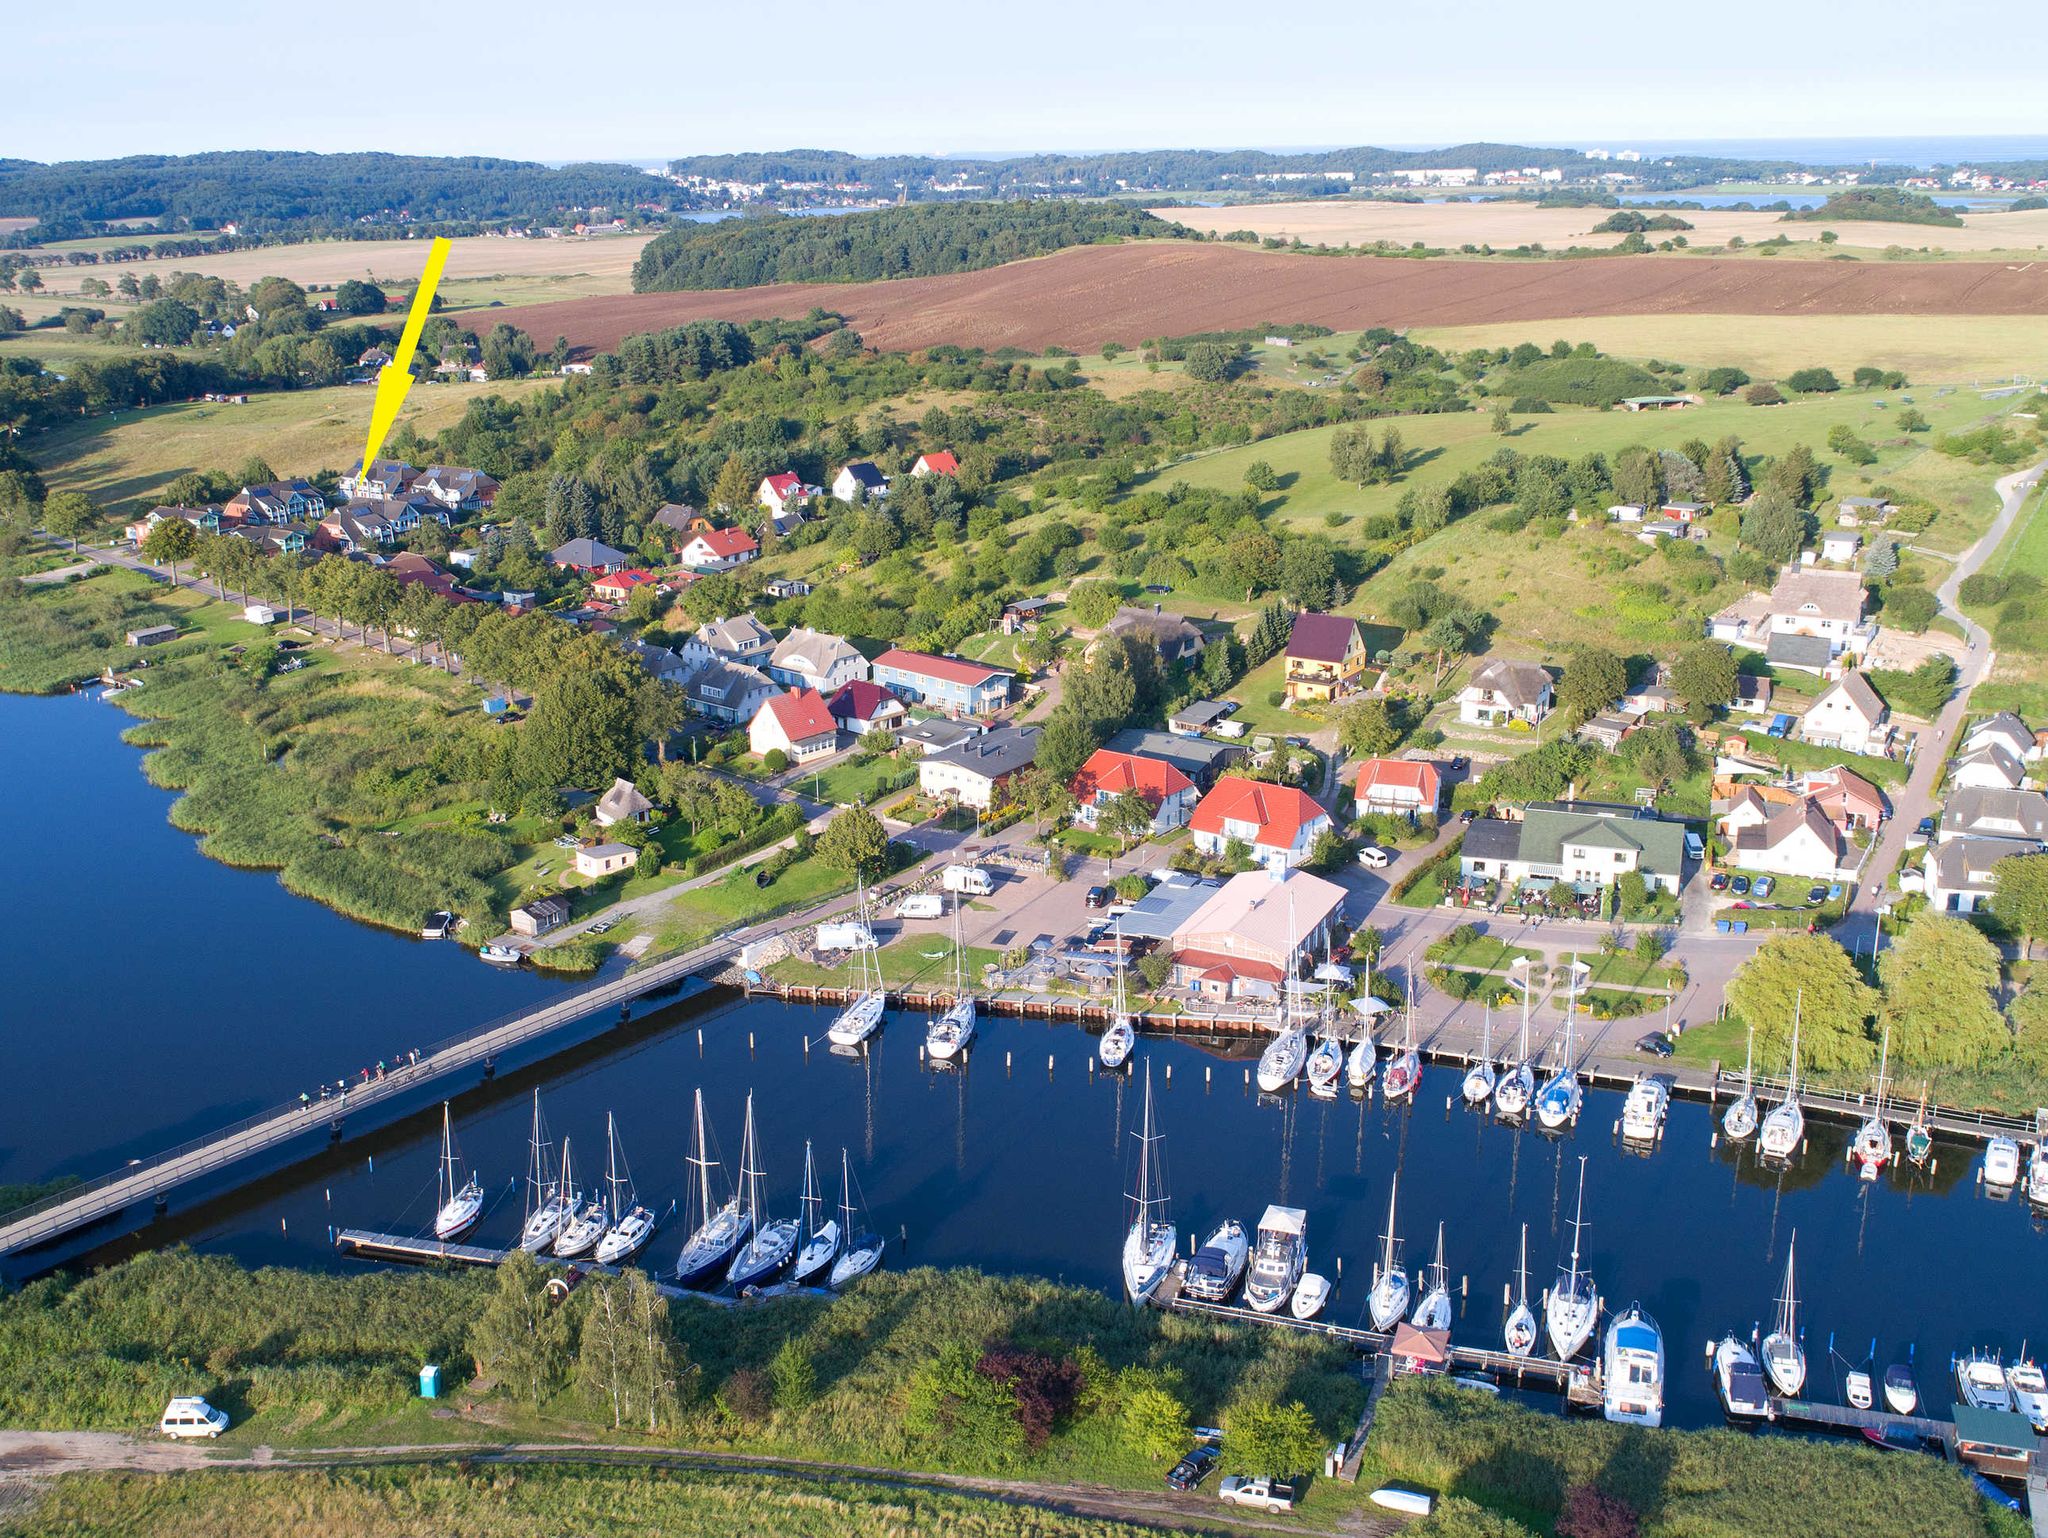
[896,894,945,920]
[159,1397,229,1438]
[815,921,877,951]
[941,865,994,896]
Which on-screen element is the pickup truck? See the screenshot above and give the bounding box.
[1218,1476,1296,1513]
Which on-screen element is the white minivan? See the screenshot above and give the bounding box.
[159,1396,229,1438]
[1356,846,1393,869]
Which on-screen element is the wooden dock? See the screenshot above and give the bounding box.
[1769,1395,1952,1446]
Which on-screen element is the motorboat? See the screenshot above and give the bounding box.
[1761,1233,1806,1397]
[1256,1028,1307,1093]
[478,942,523,966]
[1757,999,1806,1162]
[1602,1304,1665,1428]
[1494,984,1536,1121]
[674,1089,752,1288]
[431,1103,484,1242]
[1382,977,1421,1102]
[1410,1224,1452,1332]
[1243,1204,1307,1314]
[926,907,977,1062]
[1955,1351,2014,1412]
[1620,1077,1668,1143]
[826,884,886,1047]
[2006,1356,2048,1432]
[1721,1026,1759,1142]
[827,1148,885,1288]
[2030,1144,2048,1207]
[1985,1135,2022,1189]
[1368,1178,1409,1332]
[1851,1028,1894,1180]
[726,1094,800,1290]
[1535,965,1583,1131]
[1181,1219,1249,1303]
[787,1141,842,1288]
[1291,1272,1331,1320]
[1846,1370,1874,1410]
[593,1113,658,1265]
[1305,1033,1344,1097]
[1122,1063,1177,1306]
[1545,1157,1599,1360]
[1883,1359,1919,1416]
[517,1091,575,1253]
[1504,1223,1537,1358]
[1713,1336,1773,1420]
[1462,1003,1497,1106]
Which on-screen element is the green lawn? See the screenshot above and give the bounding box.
[798,753,918,807]
[618,851,883,960]
[768,936,1003,992]
[1424,932,1538,972]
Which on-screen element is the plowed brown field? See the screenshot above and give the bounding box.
[460,242,2048,358]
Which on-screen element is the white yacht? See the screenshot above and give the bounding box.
[1305,1032,1344,1097]
[1846,1369,1873,1410]
[1761,1234,1806,1397]
[1098,1017,1134,1070]
[826,885,887,1047]
[1243,1204,1308,1314]
[1121,1062,1177,1306]
[1758,1001,1806,1162]
[827,1149,885,1288]
[1368,1178,1410,1332]
[1410,1223,1452,1332]
[1883,1358,1919,1415]
[1462,1003,1497,1106]
[431,1103,484,1242]
[1713,1335,1773,1420]
[1382,977,1421,1102]
[552,1166,608,1260]
[1348,962,1391,1089]
[1504,1223,1538,1358]
[1291,1272,1331,1320]
[2006,1355,2048,1432]
[1956,1351,2015,1412]
[1721,1026,1759,1142]
[1620,1076,1668,1143]
[2030,1144,2048,1207]
[726,1094,800,1290]
[478,942,523,966]
[1545,1157,1599,1360]
[1851,1028,1894,1180]
[1495,985,1536,1121]
[1905,1086,1935,1167]
[516,1091,575,1253]
[1602,1304,1665,1428]
[1534,965,1583,1131]
[1181,1219,1249,1303]
[787,1141,842,1288]
[1256,1027,1307,1093]
[593,1112,658,1265]
[1985,1135,2023,1189]
[925,906,976,1062]
[674,1090,751,1287]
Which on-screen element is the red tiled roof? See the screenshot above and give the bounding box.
[828,679,903,722]
[762,472,801,497]
[872,648,1009,688]
[1286,611,1362,664]
[760,687,836,742]
[1188,777,1327,851]
[593,568,655,592]
[693,527,758,559]
[1174,949,1284,984]
[917,450,959,475]
[1070,748,1193,807]
[1353,757,1442,805]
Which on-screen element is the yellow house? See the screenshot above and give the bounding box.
[1283,612,1370,704]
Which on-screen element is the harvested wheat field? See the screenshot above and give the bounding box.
[465,241,2048,358]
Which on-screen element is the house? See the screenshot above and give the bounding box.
[1101,605,1207,666]
[1607,503,1646,523]
[685,614,775,668]
[316,508,396,554]
[1939,787,2048,844]
[897,716,980,754]
[1117,871,1224,945]
[1620,395,1699,411]
[338,458,416,501]
[590,568,659,603]
[676,526,759,572]
[1965,712,2038,763]
[1189,777,1333,871]
[831,461,889,503]
[918,726,1041,810]
[125,505,216,543]
[357,346,394,370]
[680,658,776,725]
[1283,612,1371,703]
[509,893,572,937]
[1352,758,1443,818]
[827,679,909,737]
[1836,495,1896,527]
[756,472,818,519]
[1636,518,1684,544]
[594,777,654,827]
[1458,800,1688,896]
[1799,673,1889,755]
[413,465,499,512]
[1819,530,1862,564]
[1070,749,1197,834]
[872,648,1012,716]
[127,623,179,647]
[381,551,467,601]
[1000,596,1053,634]
[1621,678,1678,716]
[1952,742,2026,792]
[551,537,630,573]
[1167,869,1347,1001]
[1105,728,1245,789]
[767,628,868,694]
[1729,799,1848,881]
[1765,631,1835,676]
[764,578,813,600]
[229,479,327,521]
[620,637,692,686]
[1459,659,1554,728]
[651,503,703,538]
[1578,713,1637,751]
[1168,700,1237,737]
[1802,765,1887,831]
[750,688,840,763]
[1661,501,1709,522]
[912,451,959,478]
[1730,675,1773,715]
[1927,835,2041,914]
[573,843,639,879]
[1709,567,1870,659]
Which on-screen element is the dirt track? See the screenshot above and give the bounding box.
[462,242,2048,357]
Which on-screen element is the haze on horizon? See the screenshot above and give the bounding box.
[7,0,2044,166]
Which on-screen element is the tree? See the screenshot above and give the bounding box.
[576,1268,687,1432]
[1744,382,1785,407]
[1280,537,1339,609]
[1669,642,1738,724]
[816,806,888,878]
[1865,537,1898,578]
[1116,1368,1191,1460]
[1995,852,2048,960]
[1035,709,1102,786]
[40,489,91,552]
[710,453,755,514]
[1182,341,1235,382]
[1099,789,1156,849]
[1065,580,1120,629]
[1222,530,1282,600]
[1556,647,1626,728]
[1243,459,1277,493]
[468,1250,575,1407]
[770,1336,816,1411]
[1724,933,1877,1072]
[1739,490,1810,566]
[1490,403,1513,435]
[762,747,789,774]
[1786,366,1841,394]
[1225,1398,1324,1478]
[1338,697,1402,757]
[1881,585,1937,633]
[334,279,386,315]
[1879,914,2007,1066]
[141,515,199,583]
[132,297,198,346]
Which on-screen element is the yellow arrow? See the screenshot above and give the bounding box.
[356,236,452,480]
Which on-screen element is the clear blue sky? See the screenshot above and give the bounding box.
[8,0,2044,164]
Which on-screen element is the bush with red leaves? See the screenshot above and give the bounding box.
[976,1345,1084,1449]
[1556,1484,1641,1538]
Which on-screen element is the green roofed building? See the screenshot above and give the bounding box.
[1459,799,1690,896]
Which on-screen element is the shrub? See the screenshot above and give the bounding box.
[762,748,789,774]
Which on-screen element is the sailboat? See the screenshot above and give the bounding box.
[431,1103,484,1241]
[1348,955,1388,1088]
[1721,1026,1759,1142]
[1382,975,1421,1101]
[1905,1085,1934,1167]
[1761,1232,1807,1397]
[1122,1062,1177,1305]
[1462,1003,1497,1106]
[594,1112,657,1264]
[925,904,977,1062]
[674,1089,752,1287]
[1099,917,1135,1068]
[828,1149,885,1287]
[1305,1025,1344,1097]
[787,1140,842,1287]
[1258,894,1309,1092]
[1503,1223,1537,1357]
[517,1091,576,1253]
[1544,1156,1599,1360]
[1410,1223,1452,1331]
[1367,1178,1410,1331]
[1534,961,1584,1131]
[826,883,887,1047]
[1494,982,1536,1121]
[726,1093,800,1289]
[1852,1027,1894,1179]
[552,1138,608,1258]
[1758,997,1806,1162]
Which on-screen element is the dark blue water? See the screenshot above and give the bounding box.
[1617,192,1998,211]
[9,692,2046,1431]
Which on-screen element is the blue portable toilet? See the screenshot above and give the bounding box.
[419,1364,442,1399]
[483,696,508,716]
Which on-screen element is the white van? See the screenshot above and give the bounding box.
[941,864,994,896]
[159,1396,229,1438]
[896,894,944,920]
[1356,845,1392,869]
[815,921,877,951]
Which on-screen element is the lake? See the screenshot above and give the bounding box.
[8,692,2044,1431]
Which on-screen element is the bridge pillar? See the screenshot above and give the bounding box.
[153,1193,167,1216]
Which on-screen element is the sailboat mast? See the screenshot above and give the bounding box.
[440,1103,455,1205]
[1518,1222,1529,1301]
[839,1148,855,1227]
[692,1089,713,1221]
[1132,1062,1158,1217]
[605,1111,623,1221]
[800,1141,819,1240]
[1567,1155,1587,1287]
[526,1091,547,1214]
[1779,1233,1799,1337]
[1788,990,1803,1098]
[1380,1176,1399,1277]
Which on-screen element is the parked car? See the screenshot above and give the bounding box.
[1827,883,1844,901]
[1753,876,1775,899]
[159,1396,229,1439]
[1710,872,1729,892]
[1806,885,1828,905]
[1635,1032,1675,1058]
[1219,1476,1296,1513]
[1730,876,1750,895]
[1085,886,1111,910]
[1684,831,1705,861]
[1460,808,1478,822]
[1357,845,1393,869]
[1916,816,1935,837]
[1730,900,1753,910]
[1166,1446,1220,1491]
